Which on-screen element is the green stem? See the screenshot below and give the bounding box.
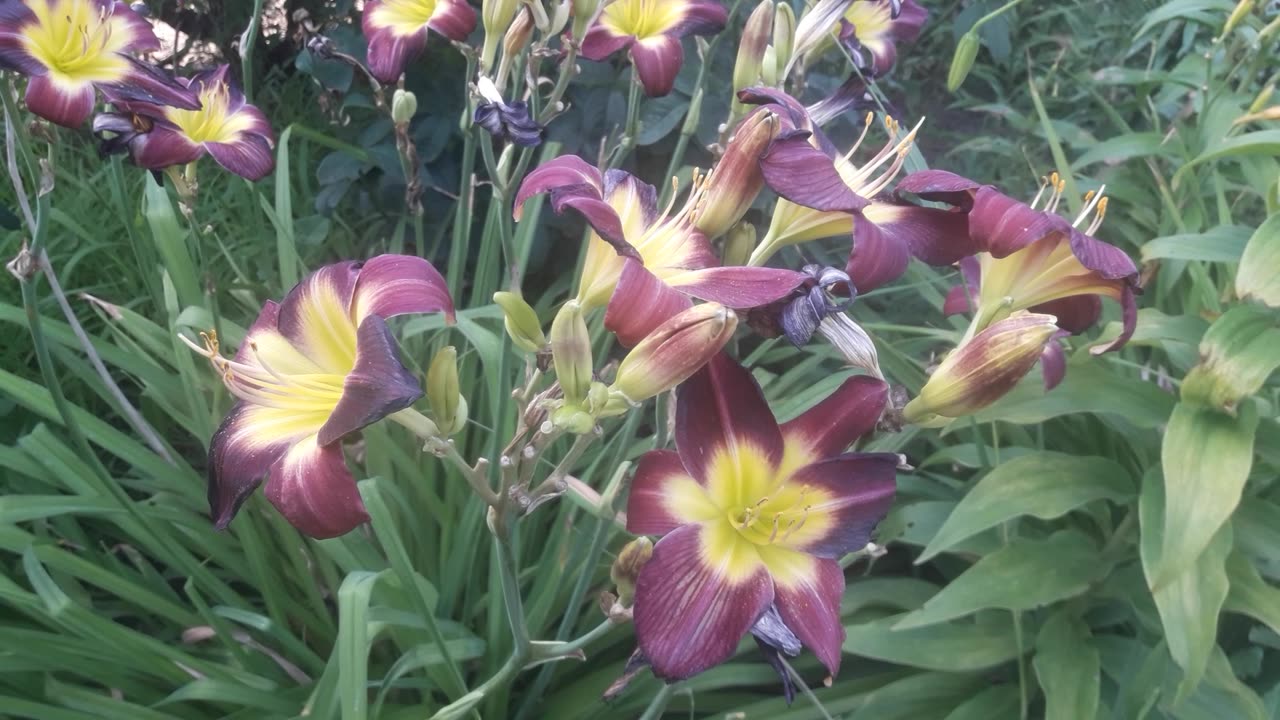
[536,44,580,125]
[609,71,644,170]
[238,0,266,102]
[638,684,676,720]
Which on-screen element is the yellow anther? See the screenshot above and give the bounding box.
[1056,178,1066,194]
[864,111,874,126]
[1082,189,1095,204]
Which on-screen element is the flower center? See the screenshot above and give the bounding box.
[21,0,130,81]
[602,0,683,39]
[182,330,346,415]
[843,0,893,42]
[371,0,440,36]
[167,84,246,144]
[726,484,813,546]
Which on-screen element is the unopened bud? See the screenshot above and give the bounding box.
[550,403,595,434]
[694,109,778,238]
[1222,0,1254,36]
[733,0,774,94]
[760,45,780,86]
[722,221,757,268]
[772,2,796,76]
[391,89,417,125]
[612,304,737,402]
[494,291,547,352]
[572,0,602,41]
[903,312,1059,423]
[548,0,572,36]
[611,536,653,607]
[551,300,593,405]
[427,346,468,435]
[947,32,980,92]
[1250,83,1275,114]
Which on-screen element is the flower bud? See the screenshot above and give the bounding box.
[482,0,521,70]
[391,89,418,125]
[722,221,757,268]
[772,2,796,77]
[548,0,572,36]
[760,45,780,86]
[427,346,468,435]
[1249,82,1275,114]
[611,304,737,402]
[903,312,1059,423]
[551,300,593,405]
[733,0,775,95]
[611,536,653,607]
[1222,0,1254,36]
[572,0,602,41]
[494,291,547,352]
[694,109,778,238]
[947,32,980,92]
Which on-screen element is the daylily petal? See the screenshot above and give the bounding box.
[206,134,275,181]
[106,0,160,50]
[425,0,478,40]
[579,25,634,60]
[362,6,430,84]
[760,135,870,213]
[844,213,909,293]
[781,453,897,558]
[100,56,202,110]
[663,266,810,308]
[969,186,1072,258]
[861,201,975,267]
[1041,332,1068,391]
[206,401,293,530]
[514,155,603,218]
[515,157,642,255]
[316,316,423,446]
[264,434,370,539]
[604,169,661,239]
[894,169,981,208]
[626,450,719,535]
[769,553,846,676]
[781,375,887,463]
[630,35,683,97]
[675,353,784,485]
[24,74,95,127]
[125,121,205,170]
[750,604,803,701]
[671,0,731,36]
[350,254,455,324]
[276,261,361,373]
[1089,283,1138,355]
[1067,227,1139,280]
[633,523,775,681]
[941,256,981,316]
[1031,295,1101,335]
[603,259,692,347]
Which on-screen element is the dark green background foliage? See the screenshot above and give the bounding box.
[1,0,1279,718]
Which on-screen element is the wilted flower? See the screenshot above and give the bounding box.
[740,87,968,293]
[836,0,927,77]
[897,169,1140,355]
[514,155,807,346]
[627,353,896,684]
[611,536,653,607]
[182,255,454,538]
[362,0,477,84]
[903,311,1060,424]
[0,0,199,127]
[610,302,737,403]
[580,0,728,97]
[473,75,542,147]
[95,65,275,180]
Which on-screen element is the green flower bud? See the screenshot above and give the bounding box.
[733,0,774,94]
[494,291,547,352]
[721,221,757,269]
[572,0,602,41]
[1249,82,1275,114]
[947,32,980,93]
[772,2,796,77]
[1222,0,1254,36]
[482,0,521,70]
[427,346,467,435]
[392,89,418,125]
[611,536,653,607]
[550,300,593,405]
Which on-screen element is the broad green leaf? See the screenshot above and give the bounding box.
[1141,225,1251,263]
[940,685,1020,720]
[850,672,989,720]
[1033,610,1101,720]
[967,360,1175,429]
[1174,131,1280,188]
[142,174,201,310]
[896,531,1105,630]
[1140,467,1231,702]
[1234,499,1280,579]
[919,452,1133,562]
[1072,132,1174,169]
[1223,552,1280,637]
[1134,0,1235,39]
[1181,306,1280,413]
[1171,647,1267,720]
[337,571,388,720]
[1236,213,1280,307]
[1156,401,1258,587]
[879,501,1002,557]
[843,616,1021,671]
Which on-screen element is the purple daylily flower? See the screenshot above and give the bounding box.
[580,0,728,97]
[361,0,477,84]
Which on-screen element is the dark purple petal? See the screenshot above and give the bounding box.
[514,155,603,217]
[669,0,730,36]
[351,254,455,324]
[969,186,1072,258]
[24,74,95,128]
[1040,332,1068,391]
[737,86,815,134]
[941,256,981,316]
[232,300,284,364]
[516,158,643,254]
[207,401,291,530]
[891,0,928,43]
[425,0,477,41]
[100,56,202,110]
[862,202,975,267]
[109,0,160,51]
[785,453,897,558]
[675,353,784,484]
[264,435,369,539]
[781,375,888,459]
[362,3,430,85]
[805,75,878,127]
[0,2,44,75]
[633,523,775,681]
[753,637,798,705]
[316,315,423,446]
[666,266,810,309]
[277,261,362,372]
[1067,227,1139,280]
[580,24,634,60]
[630,35,684,97]
[603,259,692,347]
[206,133,275,181]
[1089,283,1138,356]
[845,215,909,292]
[626,450,704,535]
[1031,295,1102,335]
[127,122,205,170]
[894,169,982,209]
[774,558,846,676]
[760,135,869,213]
[603,169,660,231]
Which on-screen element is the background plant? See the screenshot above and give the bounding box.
[1,1,1279,719]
